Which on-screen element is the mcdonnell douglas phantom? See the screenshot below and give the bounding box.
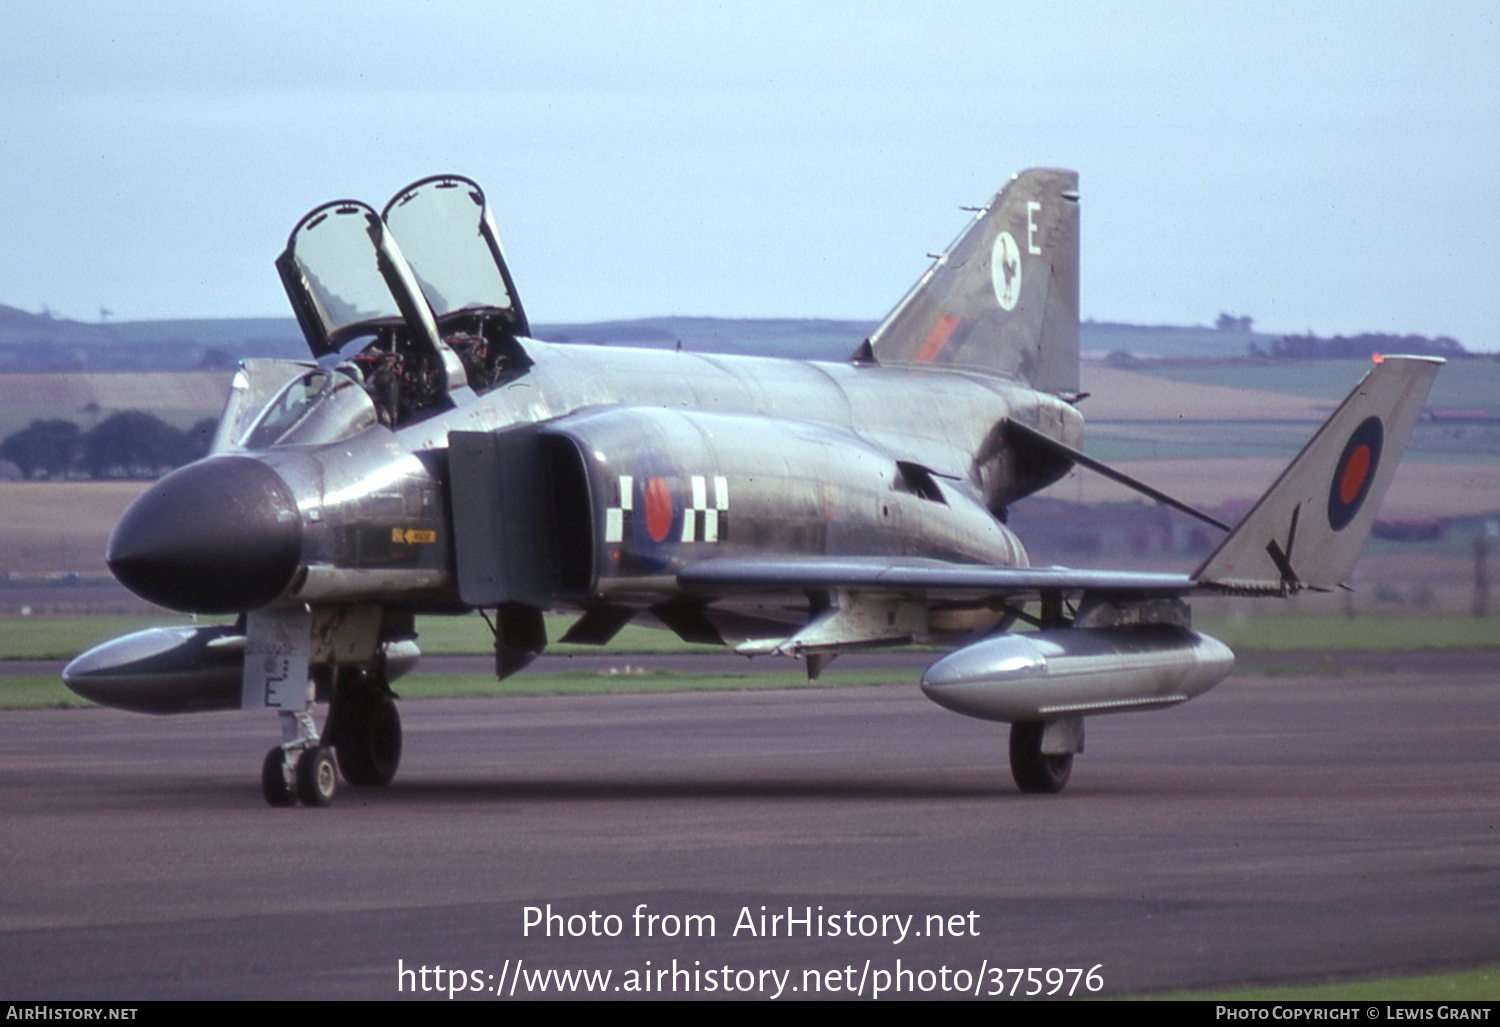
[63,170,1440,806]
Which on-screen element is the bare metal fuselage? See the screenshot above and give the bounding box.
[247,339,1078,617]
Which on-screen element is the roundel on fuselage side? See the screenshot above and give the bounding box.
[1327,416,1384,532]
[630,450,681,571]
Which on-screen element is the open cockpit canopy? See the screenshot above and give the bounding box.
[277,199,442,359]
[274,176,532,425]
[382,175,528,335]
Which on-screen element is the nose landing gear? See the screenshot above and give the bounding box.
[261,709,337,807]
[259,675,403,807]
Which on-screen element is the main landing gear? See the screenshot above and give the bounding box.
[259,673,403,807]
[1008,720,1075,794]
[324,679,402,787]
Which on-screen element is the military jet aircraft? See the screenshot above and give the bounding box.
[63,169,1440,806]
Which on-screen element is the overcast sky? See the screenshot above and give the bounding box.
[1,2,1495,349]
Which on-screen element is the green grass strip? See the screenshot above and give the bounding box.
[4,611,1497,664]
[0,616,215,661]
[1136,963,1500,1001]
[0,613,718,661]
[392,668,914,700]
[0,676,97,709]
[0,669,918,711]
[1194,612,1500,652]
[410,614,724,656]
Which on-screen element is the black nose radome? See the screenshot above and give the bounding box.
[107,457,302,613]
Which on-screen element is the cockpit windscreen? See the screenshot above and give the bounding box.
[239,368,378,449]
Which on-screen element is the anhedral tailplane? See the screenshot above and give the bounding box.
[864,168,1080,397]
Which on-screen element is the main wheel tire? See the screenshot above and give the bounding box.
[1009,721,1073,794]
[334,694,402,787]
[296,746,338,806]
[261,747,295,807]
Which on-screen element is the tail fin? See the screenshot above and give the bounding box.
[864,168,1080,397]
[1194,355,1442,593]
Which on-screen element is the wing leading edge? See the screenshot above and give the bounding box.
[679,558,1194,603]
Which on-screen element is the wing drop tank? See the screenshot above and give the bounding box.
[920,626,1234,722]
[64,625,420,714]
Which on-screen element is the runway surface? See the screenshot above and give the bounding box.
[2,658,1498,1000]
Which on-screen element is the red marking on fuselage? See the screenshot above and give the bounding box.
[644,477,673,543]
[1339,445,1371,504]
[913,314,960,363]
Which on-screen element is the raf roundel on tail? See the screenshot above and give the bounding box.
[64,169,1439,806]
[1327,416,1384,532]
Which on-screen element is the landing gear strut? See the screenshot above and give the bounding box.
[1009,721,1074,794]
[261,709,336,807]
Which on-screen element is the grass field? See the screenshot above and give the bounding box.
[375,668,916,701]
[0,481,148,575]
[6,609,1497,665]
[1193,611,1500,651]
[1140,963,1500,1001]
[6,609,1495,711]
[0,676,92,709]
[1079,365,1334,422]
[1086,420,1500,465]
[0,610,723,661]
[1053,457,1500,521]
[0,667,919,711]
[0,614,204,659]
[1133,357,1500,414]
[0,371,230,440]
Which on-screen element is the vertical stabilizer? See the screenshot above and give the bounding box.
[865,168,1080,396]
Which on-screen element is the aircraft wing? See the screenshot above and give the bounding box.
[680,557,1194,601]
[678,557,1195,658]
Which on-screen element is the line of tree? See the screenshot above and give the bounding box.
[1251,332,1465,359]
[0,412,216,480]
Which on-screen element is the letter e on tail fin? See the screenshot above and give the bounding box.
[1194,355,1442,593]
[864,168,1080,397]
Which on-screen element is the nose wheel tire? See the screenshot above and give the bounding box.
[1009,721,1073,794]
[296,746,338,806]
[261,747,295,807]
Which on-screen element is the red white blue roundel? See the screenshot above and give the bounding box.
[603,453,731,572]
[626,450,681,571]
[1327,416,1383,532]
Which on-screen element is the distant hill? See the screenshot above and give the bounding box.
[0,304,126,370]
[0,307,881,369]
[109,318,309,364]
[530,317,872,361]
[0,304,303,371]
[0,303,1472,370]
[1081,319,1280,360]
